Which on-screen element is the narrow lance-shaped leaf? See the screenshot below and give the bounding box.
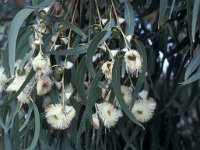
[77,71,103,146]
[112,57,144,129]
[25,102,40,150]
[8,8,34,75]
[75,56,88,103]
[19,105,33,132]
[158,0,168,28]
[192,0,200,42]
[131,40,147,106]
[124,2,135,35]
[13,113,20,150]
[46,44,89,56]
[86,31,107,78]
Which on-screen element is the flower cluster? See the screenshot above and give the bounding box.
[0,13,157,132]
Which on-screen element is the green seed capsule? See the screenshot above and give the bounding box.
[55,66,63,75]
[93,25,100,31]
[17,68,26,76]
[58,23,64,31]
[39,10,47,18]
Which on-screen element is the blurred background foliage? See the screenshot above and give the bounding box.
[0,0,200,150]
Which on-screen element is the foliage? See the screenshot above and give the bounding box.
[1,0,200,150]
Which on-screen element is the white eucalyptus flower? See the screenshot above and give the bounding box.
[102,61,114,80]
[116,85,132,107]
[96,102,121,128]
[45,103,76,129]
[124,50,142,76]
[131,98,156,123]
[32,52,51,72]
[36,76,52,96]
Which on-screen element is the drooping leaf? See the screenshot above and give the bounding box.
[131,40,147,105]
[124,2,135,35]
[112,57,144,129]
[19,104,33,132]
[158,0,168,27]
[13,113,20,150]
[75,56,87,103]
[86,31,107,78]
[46,44,89,56]
[192,0,200,42]
[8,8,34,75]
[77,71,103,146]
[25,102,40,150]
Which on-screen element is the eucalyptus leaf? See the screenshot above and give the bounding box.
[75,56,87,103]
[124,2,135,35]
[46,44,89,56]
[13,113,20,150]
[192,0,200,42]
[8,8,34,75]
[25,102,40,150]
[86,31,107,78]
[131,40,147,106]
[112,57,144,129]
[158,0,168,27]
